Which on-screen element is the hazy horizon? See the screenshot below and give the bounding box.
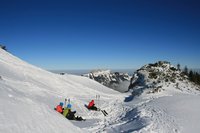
[49,68,137,75]
[49,67,200,76]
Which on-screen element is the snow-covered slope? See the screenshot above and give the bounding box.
[0,48,123,133]
[1,48,200,133]
[83,70,131,92]
[119,61,200,133]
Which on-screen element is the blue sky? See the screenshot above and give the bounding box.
[0,0,200,70]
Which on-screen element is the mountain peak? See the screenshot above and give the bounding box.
[129,61,199,94]
[83,69,131,92]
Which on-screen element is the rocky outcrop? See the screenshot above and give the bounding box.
[128,61,195,93]
[83,70,131,92]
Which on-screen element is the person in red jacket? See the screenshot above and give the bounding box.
[55,102,64,113]
[87,100,98,111]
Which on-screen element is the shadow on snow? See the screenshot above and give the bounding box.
[124,86,146,102]
[107,108,150,133]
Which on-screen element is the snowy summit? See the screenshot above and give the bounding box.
[0,48,200,133]
[129,61,199,93]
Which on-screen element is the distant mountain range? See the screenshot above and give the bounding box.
[82,70,132,92]
[50,69,136,76]
[80,61,200,94]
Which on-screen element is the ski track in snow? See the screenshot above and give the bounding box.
[141,103,179,133]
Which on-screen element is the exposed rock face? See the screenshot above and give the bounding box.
[0,45,7,51]
[128,61,197,93]
[83,70,131,92]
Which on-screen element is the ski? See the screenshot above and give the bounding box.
[102,110,108,115]
[98,109,108,116]
[100,109,108,116]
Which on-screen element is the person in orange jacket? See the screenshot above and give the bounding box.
[87,100,98,111]
[55,102,64,114]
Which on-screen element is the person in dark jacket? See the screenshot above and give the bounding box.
[63,103,84,121]
[66,109,76,120]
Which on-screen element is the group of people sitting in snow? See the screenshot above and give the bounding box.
[55,99,98,121]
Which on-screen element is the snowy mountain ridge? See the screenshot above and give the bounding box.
[129,61,200,94]
[83,69,131,92]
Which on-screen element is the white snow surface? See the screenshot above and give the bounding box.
[0,49,122,133]
[1,48,200,133]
